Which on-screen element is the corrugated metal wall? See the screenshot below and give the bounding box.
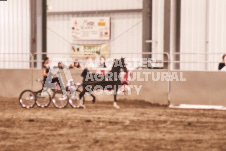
[1,0,226,70]
[208,0,226,71]
[0,0,31,69]
[47,0,143,60]
[152,0,164,61]
[152,0,226,71]
[47,0,142,11]
[180,0,207,71]
[179,0,226,71]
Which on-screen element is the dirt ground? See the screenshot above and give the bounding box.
[0,98,226,151]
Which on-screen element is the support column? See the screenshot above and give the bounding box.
[42,0,47,59]
[30,0,36,67]
[30,0,47,68]
[170,0,181,70]
[142,0,152,59]
[163,0,171,69]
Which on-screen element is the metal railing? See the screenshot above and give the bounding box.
[0,53,34,69]
[171,52,225,71]
[32,52,170,70]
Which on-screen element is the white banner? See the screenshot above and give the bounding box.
[71,17,111,41]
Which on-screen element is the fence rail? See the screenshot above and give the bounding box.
[171,52,225,71]
[0,52,225,71]
[0,53,34,69]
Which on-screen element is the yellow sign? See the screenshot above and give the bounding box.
[98,22,106,26]
[71,44,109,58]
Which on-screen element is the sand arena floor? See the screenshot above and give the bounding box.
[0,98,226,151]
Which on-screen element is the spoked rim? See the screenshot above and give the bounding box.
[52,92,69,109]
[35,90,51,108]
[19,90,36,108]
[69,90,85,109]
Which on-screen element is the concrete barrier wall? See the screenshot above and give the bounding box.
[3,69,226,106]
[0,70,33,97]
[0,69,169,105]
[91,69,169,105]
[170,71,226,106]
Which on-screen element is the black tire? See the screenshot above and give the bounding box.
[19,90,36,108]
[69,90,85,108]
[52,91,69,109]
[35,90,51,108]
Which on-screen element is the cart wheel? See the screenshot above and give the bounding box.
[19,90,36,108]
[52,91,69,109]
[69,90,85,108]
[35,90,51,108]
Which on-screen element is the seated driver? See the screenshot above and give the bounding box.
[42,57,65,91]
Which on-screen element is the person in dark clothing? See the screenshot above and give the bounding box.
[99,56,107,68]
[218,54,226,70]
[58,62,64,69]
[69,60,81,69]
[42,57,51,84]
[42,57,65,91]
